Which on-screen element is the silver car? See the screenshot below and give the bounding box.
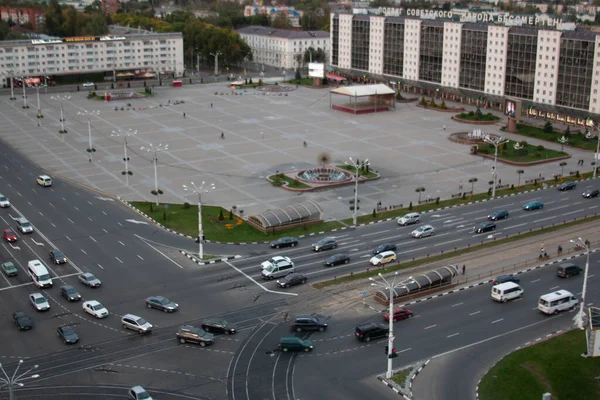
[122,314,153,333]
[79,272,102,287]
[410,225,435,238]
[29,293,50,311]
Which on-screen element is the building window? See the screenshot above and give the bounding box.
[504,33,537,100]
[556,38,594,110]
[459,29,487,91]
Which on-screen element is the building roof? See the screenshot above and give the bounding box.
[249,201,323,229]
[330,84,395,97]
[236,26,329,39]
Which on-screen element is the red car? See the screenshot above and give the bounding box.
[382,307,414,322]
[3,228,17,242]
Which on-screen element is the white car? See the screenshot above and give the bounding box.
[121,314,153,333]
[36,175,52,187]
[261,256,294,270]
[0,194,10,208]
[29,293,50,311]
[82,82,95,87]
[83,300,109,318]
[410,225,435,238]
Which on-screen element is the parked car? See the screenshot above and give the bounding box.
[277,273,307,288]
[382,307,414,322]
[122,314,153,333]
[59,285,81,301]
[128,386,153,400]
[488,209,509,221]
[411,225,435,238]
[473,221,496,233]
[523,200,544,210]
[201,319,237,334]
[583,189,600,198]
[277,336,313,352]
[29,293,50,311]
[49,249,67,264]
[57,326,79,344]
[270,237,298,248]
[324,253,350,267]
[493,275,521,285]
[373,243,397,255]
[176,325,215,346]
[82,82,95,88]
[3,228,18,242]
[1,261,18,277]
[79,272,102,287]
[312,237,338,252]
[145,296,178,312]
[13,311,33,330]
[355,322,389,342]
[83,300,109,318]
[291,315,328,332]
[558,181,576,191]
[0,194,10,208]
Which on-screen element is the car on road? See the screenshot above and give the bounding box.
[59,285,81,301]
[558,181,577,191]
[201,319,237,335]
[3,228,18,242]
[397,212,420,226]
[13,311,33,330]
[261,256,294,270]
[291,315,328,332]
[370,251,397,266]
[122,314,153,333]
[373,243,397,255]
[277,273,307,288]
[36,175,52,187]
[82,82,95,88]
[355,322,389,342]
[493,275,521,285]
[49,249,67,264]
[1,261,18,277]
[0,194,10,208]
[324,253,350,267]
[16,218,33,233]
[312,237,338,252]
[29,293,50,311]
[488,209,509,221]
[270,237,298,248]
[556,262,583,278]
[523,200,544,210]
[473,221,496,233]
[583,189,600,198]
[83,300,109,318]
[128,386,153,400]
[79,272,102,287]
[277,336,313,352]
[145,295,178,312]
[176,325,215,346]
[57,326,79,344]
[410,225,435,238]
[382,307,414,322]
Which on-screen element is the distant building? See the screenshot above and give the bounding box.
[101,0,120,15]
[244,6,303,28]
[237,26,329,69]
[0,7,45,30]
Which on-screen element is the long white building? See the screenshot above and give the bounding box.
[237,26,329,69]
[0,32,184,82]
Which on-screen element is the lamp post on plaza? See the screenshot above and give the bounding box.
[77,110,100,162]
[51,95,70,137]
[570,237,592,332]
[0,360,40,400]
[483,135,509,198]
[558,135,568,152]
[43,69,48,93]
[183,181,216,260]
[8,71,16,101]
[592,123,600,179]
[21,80,28,109]
[141,143,168,206]
[36,84,43,119]
[210,50,222,76]
[111,128,138,186]
[345,157,369,226]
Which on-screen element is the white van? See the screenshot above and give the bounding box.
[36,175,52,187]
[261,263,295,280]
[397,212,420,226]
[538,290,578,315]
[27,260,53,288]
[491,282,524,302]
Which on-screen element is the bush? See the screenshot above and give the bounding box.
[408,201,413,210]
[479,148,489,154]
[458,113,466,118]
[420,96,426,106]
[218,209,224,220]
[511,184,515,190]
[475,107,483,119]
[143,81,147,87]
[487,188,492,196]
[229,209,233,220]
[396,91,403,100]
[436,197,440,205]
[127,82,131,88]
[249,78,253,84]
[372,208,376,217]
[429,98,437,107]
[468,111,475,116]
[534,151,541,157]
[537,145,545,151]
[486,112,494,119]
[183,202,190,209]
[295,69,301,80]
[440,99,447,109]
[474,114,480,121]
[462,192,466,200]
[322,76,329,85]
[258,79,263,86]
[565,126,571,138]
[544,121,553,134]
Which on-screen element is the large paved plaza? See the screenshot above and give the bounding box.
[0,83,593,220]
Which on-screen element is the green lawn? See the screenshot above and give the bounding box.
[268,174,311,189]
[478,330,600,400]
[336,164,379,179]
[477,142,568,163]
[392,368,412,387]
[511,124,598,151]
[456,112,500,121]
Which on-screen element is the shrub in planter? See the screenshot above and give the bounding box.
[544,121,553,134]
[468,111,475,116]
[429,98,436,107]
[127,82,131,88]
[183,202,190,209]
[462,192,466,200]
[218,209,224,220]
[249,78,253,84]
[436,197,440,205]
[486,112,494,119]
[372,208,376,218]
[420,96,426,106]
[487,188,492,196]
[510,184,515,190]
[534,151,541,157]
[537,145,544,151]
[440,99,447,109]
[258,79,263,86]
[408,201,413,210]
[474,114,480,121]
[475,107,482,119]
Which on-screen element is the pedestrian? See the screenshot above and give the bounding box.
[443,125,446,130]
[499,178,502,185]
[455,265,459,273]
[581,160,584,166]
[221,132,225,139]
[210,102,213,108]
[183,112,186,119]
[462,265,466,275]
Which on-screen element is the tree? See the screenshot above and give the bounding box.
[565,126,571,138]
[544,121,553,134]
[84,0,101,13]
[559,161,567,177]
[415,187,426,203]
[516,169,524,188]
[295,69,301,80]
[84,13,108,36]
[272,12,292,29]
[468,177,478,193]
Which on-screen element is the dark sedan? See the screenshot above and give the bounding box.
[473,221,496,234]
[59,285,81,301]
[57,326,79,344]
[145,296,178,312]
[324,253,350,267]
[558,181,577,191]
[201,319,237,334]
[270,237,298,249]
[13,311,33,330]
[49,249,67,264]
[523,200,544,210]
[493,275,521,285]
[583,189,600,198]
[277,273,307,288]
[372,243,397,255]
[488,209,509,221]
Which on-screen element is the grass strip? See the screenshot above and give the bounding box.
[391,368,412,388]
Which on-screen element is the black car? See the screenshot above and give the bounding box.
[59,285,81,301]
[49,249,67,264]
[145,296,179,312]
[312,237,338,252]
[13,311,33,330]
[270,237,299,249]
[473,221,496,234]
[558,181,577,191]
[373,243,397,255]
[324,253,350,267]
[355,322,389,342]
[57,326,79,344]
[488,209,509,221]
[583,189,600,198]
[493,275,521,285]
[291,314,328,332]
[277,273,307,288]
[201,319,237,334]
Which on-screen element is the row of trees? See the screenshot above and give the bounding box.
[42,0,108,37]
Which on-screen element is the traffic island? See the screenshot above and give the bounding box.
[377,363,426,398]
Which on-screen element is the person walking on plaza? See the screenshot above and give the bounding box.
[462,265,466,275]
[221,132,225,139]
[183,112,186,119]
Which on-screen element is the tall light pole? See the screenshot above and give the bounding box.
[345,157,369,226]
[593,123,600,179]
[21,80,28,109]
[483,135,509,198]
[369,273,409,379]
[78,110,100,162]
[43,69,48,93]
[570,237,591,331]
[8,71,16,101]
[36,85,43,119]
[183,181,216,260]
[111,128,138,186]
[210,50,222,76]
[51,95,70,137]
[0,360,40,400]
[141,143,168,206]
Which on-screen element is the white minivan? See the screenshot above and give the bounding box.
[491,282,524,302]
[36,175,52,187]
[397,212,420,226]
[538,290,578,315]
[27,259,53,288]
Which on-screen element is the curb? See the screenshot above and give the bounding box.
[377,359,431,399]
[179,250,242,266]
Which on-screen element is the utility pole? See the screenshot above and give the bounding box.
[210,51,222,76]
[0,360,40,400]
[345,157,369,226]
[183,181,216,260]
[78,110,100,162]
[112,128,138,186]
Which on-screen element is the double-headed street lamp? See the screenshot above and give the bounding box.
[183,181,216,260]
[570,237,592,331]
[111,128,138,186]
[8,71,16,101]
[0,360,40,400]
[483,135,509,198]
[77,110,100,162]
[141,143,168,206]
[21,80,28,109]
[345,157,369,226]
[51,95,70,137]
[210,50,222,76]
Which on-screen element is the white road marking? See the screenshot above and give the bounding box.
[424,324,437,330]
[67,218,74,224]
[462,209,488,216]
[534,216,556,223]
[118,241,125,246]
[469,311,481,316]
[134,234,186,270]
[115,257,124,264]
[90,236,97,243]
[531,279,540,283]
[74,206,79,211]
[451,302,463,307]
[491,318,504,324]
[434,239,462,247]
[589,205,598,209]
[503,223,527,230]
[447,333,459,338]
[137,255,144,260]
[88,217,93,222]
[562,210,580,216]
[397,348,411,353]
[66,236,72,242]
[48,202,55,208]
[549,286,559,290]
[103,229,108,234]
[118,222,123,227]
[102,211,108,215]
[397,246,427,255]
[88,201,93,205]
[81,249,87,255]
[221,259,297,297]
[50,223,56,228]
[97,264,104,270]
[362,230,389,237]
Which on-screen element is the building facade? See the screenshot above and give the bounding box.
[0,7,45,30]
[237,26,329,69]
[101,0,120,15]
[331,13,600,120]
[244,6,303,28]
[0,32,184,82]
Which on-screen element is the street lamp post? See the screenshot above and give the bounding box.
[111,128,138,186]
[78,110,100,162]
[21,81,28,109]
[210,51,222,76]
[51,95,70,137]
[0,360,40,400]
[483,135,509,198]
[8,71,16,101]
[558,136,568,152]
[345,157,369,226]
[570,238,591,332]
[36,85,43,119]
[141,143,168,206]
[183,181,216,260]
[593,124,600,179]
